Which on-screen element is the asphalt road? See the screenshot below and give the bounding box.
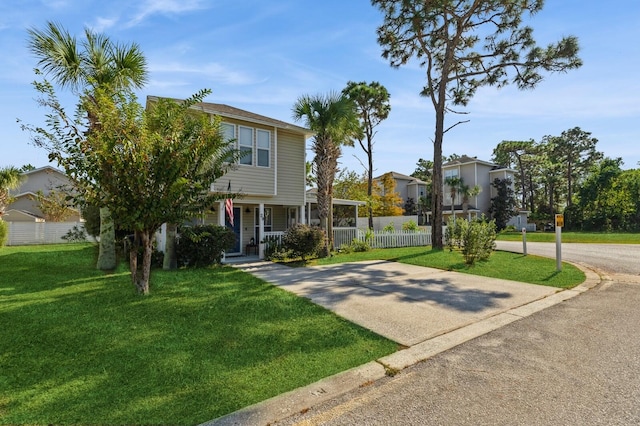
[276,244,640,425]
[495,241,640,276]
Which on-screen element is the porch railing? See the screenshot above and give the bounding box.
[263,231,284,257]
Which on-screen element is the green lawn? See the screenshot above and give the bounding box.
[0,244,397,425]
[497,231,640,244]
[313,246,585,288]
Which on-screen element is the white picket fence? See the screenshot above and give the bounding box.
[4,221,85,246]
[333,227,432,249]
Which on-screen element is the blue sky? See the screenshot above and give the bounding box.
[1,0,639,175]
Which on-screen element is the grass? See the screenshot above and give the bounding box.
[0,244,397,425]
[496,231,640,244]
[312,246,585,289]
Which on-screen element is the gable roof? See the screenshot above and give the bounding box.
[21,165,67,177]
[442,155,499,168]
[442,155,514,172]
[373,171,428,185]
[146,96,313,137]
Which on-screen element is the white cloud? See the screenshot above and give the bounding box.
[149,61,262,86]
[90,17,118,32]
[127,0,209,27]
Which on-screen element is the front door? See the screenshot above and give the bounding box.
[225,206,241,254]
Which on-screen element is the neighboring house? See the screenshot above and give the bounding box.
[433,155,529,228]
[5,166,81,222]
[373,171,428,212]
[148,97,314,259]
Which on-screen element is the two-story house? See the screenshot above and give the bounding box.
[149,97,314,259]
[436,155,529,229]
[5,166,81,222]
[373,171,429,213]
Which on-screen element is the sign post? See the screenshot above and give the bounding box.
[555,214,564,271]
[522,227,527,256]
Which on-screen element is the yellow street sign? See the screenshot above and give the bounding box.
[555,214,564,228]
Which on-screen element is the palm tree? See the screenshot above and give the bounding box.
[292,92,359,257]
[0,167,24,218]
[28,21,148,270]
[444,175,462,218]
[460,182,482,218]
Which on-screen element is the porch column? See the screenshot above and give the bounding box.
[300,204,306,225]
[259,203,265,259]
[218,201,225,226]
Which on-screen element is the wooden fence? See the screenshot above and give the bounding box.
[333,227,432,249]
[4,222,85,246]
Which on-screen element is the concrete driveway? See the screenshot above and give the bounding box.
[234,260,573,347]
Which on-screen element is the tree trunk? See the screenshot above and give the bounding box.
[163,223,177,270]
[97,206,116,270]
[432,104,445,249]
[367,142,374,230]
[129,230,152,295]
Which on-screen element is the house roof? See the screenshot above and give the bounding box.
[443,155,515,172]
[374,171,428,185]
[2,209,45,222]
[146,96,313,137]
[20,165,67,177]
[305,188,365,206]
[443,155,498,168]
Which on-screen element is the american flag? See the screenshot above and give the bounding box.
[225,181,234,227]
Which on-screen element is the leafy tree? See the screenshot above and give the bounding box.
[489,178,517,231]
[373,172,404,216]
[342,81,391,229]
[403,197,417,215]
[546,127,602,207]
[0,167,24,218]
[411,158,433,183]
[492,140,537,210]
[372,0,582,248]
[31,189,74,222]
[305,161,316,187]
[25,83,235,294]
[333,169,367,201]
[292,93,360,257]
[573,158,640,231]
[27,21,148,270]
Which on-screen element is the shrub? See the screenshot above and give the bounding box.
[339,238,370,254]
[263,234,284,259]
[61,225,87,242]
[176,224,235,267]
[445,217,496,265]
[282,224,324,261]
[382,222,395,233]
[445,217,465,250]
[350,238,371,252]
[0,220,7,247]
[402,220,419,232]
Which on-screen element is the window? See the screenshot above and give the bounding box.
[444,169,459,179]
[220,122,235,143]
[257,129,270,167]
[238,126,253,165]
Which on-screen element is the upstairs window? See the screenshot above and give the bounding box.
[238,126,253,165]
[220,122,235,143]
[256,129,270,167]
